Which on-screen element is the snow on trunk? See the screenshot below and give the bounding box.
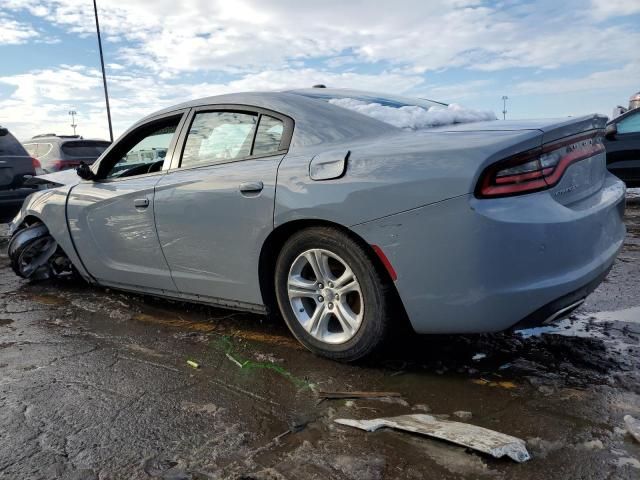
[328,98,497,130]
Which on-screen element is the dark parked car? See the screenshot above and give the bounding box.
[605,108,640,187]
[0,126,39,222]
[23,134,111,173]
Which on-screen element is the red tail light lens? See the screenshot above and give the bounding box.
[476,131,605,198]
[31,157,41,170]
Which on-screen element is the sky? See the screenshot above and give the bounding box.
[0,0,639,141]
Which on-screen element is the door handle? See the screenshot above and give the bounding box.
[134,198,150,209]
[239,181,264,194]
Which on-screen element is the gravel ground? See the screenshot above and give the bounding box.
[0,203,638,479]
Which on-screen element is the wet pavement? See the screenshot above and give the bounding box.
[0,203,639,479]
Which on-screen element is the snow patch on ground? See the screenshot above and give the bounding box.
[627,188,640,199]
[328,98,497,129]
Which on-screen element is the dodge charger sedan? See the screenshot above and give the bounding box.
[7,88,626,361]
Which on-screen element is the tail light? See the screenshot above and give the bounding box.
[476,131,605,198]
[31,157,45,175]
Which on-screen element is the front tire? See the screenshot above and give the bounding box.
[274,226,391,361]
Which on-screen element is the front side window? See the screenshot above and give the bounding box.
[105,120,178,179]
[252,115,284,156]
[617,112,640,134]
[181,111,257,168]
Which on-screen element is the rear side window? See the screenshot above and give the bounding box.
[617,112,640,134]
[181,111,258,167]
[61,141,110,158]
[0,132,28,156]
[23,143,37,156]
[252,116,284,156]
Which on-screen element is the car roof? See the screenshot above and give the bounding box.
[136,90,399,150]
[26,136,110,143]
[609,107,640,124]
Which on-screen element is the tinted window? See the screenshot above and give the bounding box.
[0,131,28,156]
[107,122,177,179]
[252,116,284,156]
[296,89,445,109]
[182,111,257,168]
[61,141,110,158]
[617,112,640,134]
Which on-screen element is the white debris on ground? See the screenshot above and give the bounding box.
[335,414,531,462]
[624,415,640,443]
[328,98,497,129]
[627,188,640,200]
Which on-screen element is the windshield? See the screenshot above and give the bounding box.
[291,88,496,130]
[295,88,447,110]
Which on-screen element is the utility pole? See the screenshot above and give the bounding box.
[69,110,77,135]
[502,95,509,120]
[93,0,113,142]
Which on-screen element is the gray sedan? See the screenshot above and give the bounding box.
[7,88,626,361]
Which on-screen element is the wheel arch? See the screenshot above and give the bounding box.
[258,218,408,322]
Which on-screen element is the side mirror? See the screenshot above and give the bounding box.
[605,123,617,140]
[76,162,96,180]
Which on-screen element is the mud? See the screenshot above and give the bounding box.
[0,205,639,479]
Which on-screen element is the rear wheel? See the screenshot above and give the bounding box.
[274,226,391,361]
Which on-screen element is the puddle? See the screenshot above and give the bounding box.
[30,294,69,306]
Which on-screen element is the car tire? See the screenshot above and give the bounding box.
[8,223,57,280]
[274,226,391,361]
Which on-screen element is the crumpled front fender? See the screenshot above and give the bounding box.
[9,186,93,282]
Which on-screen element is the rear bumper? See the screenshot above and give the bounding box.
[352,174,626,334]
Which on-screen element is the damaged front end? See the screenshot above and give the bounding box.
[8,222,74,280]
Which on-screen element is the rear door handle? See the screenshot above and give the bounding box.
[239,181,264,194]
[134,198,150,209]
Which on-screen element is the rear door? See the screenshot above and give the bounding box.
[66,111,188,292]
[154,106,293,308]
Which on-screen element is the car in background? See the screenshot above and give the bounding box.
[0,126,40,222]
[605,108,640,187]
[23,134,111,173]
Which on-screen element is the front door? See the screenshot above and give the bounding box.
[66,111,187,292]
[154,107,293,308]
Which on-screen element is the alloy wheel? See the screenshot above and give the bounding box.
[287,248,364,344]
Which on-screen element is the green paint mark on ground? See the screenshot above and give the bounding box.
[212,335,313,390]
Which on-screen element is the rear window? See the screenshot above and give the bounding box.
[61,141,110,158]
[0,131,28,156]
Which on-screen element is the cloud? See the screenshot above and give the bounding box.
[4,0,639,75]
[514,62,640,95]
[590,0,640,19]
[0,65,425,139]
[0,14,38,45]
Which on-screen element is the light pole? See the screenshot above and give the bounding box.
[93,0,113,142]
[502,95,509,120]
[69,110,77,135]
